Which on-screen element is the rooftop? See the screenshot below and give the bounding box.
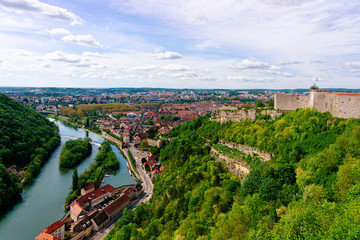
[40,220,64,234]
[36,233,60,240]
[72,184,115,208]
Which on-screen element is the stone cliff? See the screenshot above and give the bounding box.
[211,107,282,123]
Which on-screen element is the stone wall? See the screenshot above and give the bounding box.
[274,93,309,111]
[212,108,282,123]
[275,90,360,119]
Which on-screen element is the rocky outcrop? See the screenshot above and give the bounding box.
[211,108,282,123]
[210,148,250,180]
[219,140,273,162]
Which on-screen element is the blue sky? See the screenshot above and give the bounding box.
[0,0,360,89]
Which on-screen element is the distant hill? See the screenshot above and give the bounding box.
[0,93,60,210]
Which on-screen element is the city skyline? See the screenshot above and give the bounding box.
[1,0,360,89]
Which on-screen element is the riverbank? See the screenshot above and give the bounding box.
[0,120,134,240]
[81,127,154,204]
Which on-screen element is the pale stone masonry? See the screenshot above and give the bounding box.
[275,87,360,119]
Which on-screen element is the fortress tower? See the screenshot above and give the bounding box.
[274,85,360,119]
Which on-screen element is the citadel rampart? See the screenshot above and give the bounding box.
[275,89,360,119]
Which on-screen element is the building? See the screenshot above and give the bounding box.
[35,233,60,240]
[104,193,131,219]
[274,85,360,119]
[39,221,65,240]
[80,184,95,196]
[91,211,110,231]
[70,184,115,221]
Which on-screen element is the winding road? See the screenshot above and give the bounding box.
[88,132,154,240]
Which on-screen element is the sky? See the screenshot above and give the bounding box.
[0,0,360,89]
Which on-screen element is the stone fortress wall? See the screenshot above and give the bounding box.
[275,88,360,119]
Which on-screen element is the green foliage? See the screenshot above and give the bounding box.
[72,168,78,192]
[0,93,60,211]
[65,141,120,205]
[60,103,138,117]
[106,109,360,239]
[159,115,179,121]
[127,150,137,172]
[59,138,92,168]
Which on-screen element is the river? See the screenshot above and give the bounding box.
[0,120,135,240]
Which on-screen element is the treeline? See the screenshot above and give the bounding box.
[159,115,179,121]
[0,93,60,210]
[59,103,138,117]
[106,109,360,239]
[66,141,120,205]
[59,138,92,168]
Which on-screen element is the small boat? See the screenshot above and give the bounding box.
[104,174,110,177]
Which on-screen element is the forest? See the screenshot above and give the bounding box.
[59,103,138,117]
[59,138,92,168]
[105,108,360,239]
[0,93,60,210]
[66,141,120,205]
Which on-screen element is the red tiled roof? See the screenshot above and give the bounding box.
[123,187,133,196]
[74,184,115,207]
[36,233,60,240]
[104,193,130,216]
[82,184,95,192]
[70,202,85,218]
[40,220,64,234]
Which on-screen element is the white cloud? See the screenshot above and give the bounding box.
[151,51,182,60]
[344,62,360,72]
[161,64,189,71]
[129,65,158,71]
[45,50,81,63]
[0,0,84,25]
[83,52,110,58]
[229,60,272,70]
[274,59,304,65]
[5,48,33,56]
[227,76,275,82]
[62,34,102,48]
[48,28,71,35]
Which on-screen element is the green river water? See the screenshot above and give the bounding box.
[0,120,135,239]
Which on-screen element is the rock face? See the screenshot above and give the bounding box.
[219,140,273,162]
[210,148,249,180]
[211,108,282,123]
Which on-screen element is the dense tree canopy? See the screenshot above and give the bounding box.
[0,93,60,210]
[59,103,138,117]
[105,109,360,239]
[59,138,92,168]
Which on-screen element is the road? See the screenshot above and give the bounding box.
[88,134,154,240]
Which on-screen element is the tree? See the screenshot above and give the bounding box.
[256,101,265,108]
[85,117,90,127]
[72,168,78,192]
[140,140,150,149]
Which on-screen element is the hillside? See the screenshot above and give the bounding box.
[105,109,360,239]
[0,93,60,209]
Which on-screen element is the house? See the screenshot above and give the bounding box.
[70,203,86,222]
[91,211,110,231]
[104,193,130,219]
[123,134,130,143]
[40,220,65,240]
[147,153,156,162]
[6,168,17,175]
[80,184,95,196]
[132,183,144,198]
[35,232,60,240]
[70,184,115,221]
[134,135,141,145]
